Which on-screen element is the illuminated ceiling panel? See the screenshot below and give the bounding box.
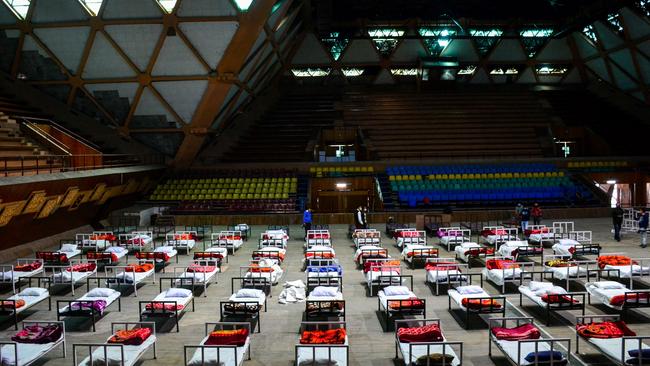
[2,0,29,19]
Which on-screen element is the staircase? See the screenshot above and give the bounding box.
[376,173,395,210]
[0,112,63,176]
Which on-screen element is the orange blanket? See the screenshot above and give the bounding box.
[300,328,346,344]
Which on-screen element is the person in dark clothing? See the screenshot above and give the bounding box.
[612,204,624,242]
[520,206,530,233]
[362,206,369,229]
[354,207,363,229]
[639,208,649,248]
[303,208,312,239]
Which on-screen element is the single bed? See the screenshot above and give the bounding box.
[86,246,129,266]
[378,285,426,331]
[401,244,439,269]
[576,315,650,365]
[518,280,586,325]
[104,261,156,297]
[353,245,388,266]
[73,322,156,366]
[352,229,381,248]
[135,246,179,272]
[117,232,153,252]
[395,230,426,249]
[363,259,404,296]
[525,225,559,245]
[454,242,495,268]
[0,259,45,294]
[497,241,543,262]
[165,231,197,253]
[170,260,219,295]
[483,258,535,293]
[552,238,600,258]
[394,318,463,366]
[305,230,332,248]
[184,322,251,366]
[139,287,194,332]
[489,317,571,366]
[447,285,506,329]
[47,260,96,295]
[252,247,286,265]
[295,321,348,366]
[542,255,596,290]
[76,232,116,252]
[424,259,473,295]
[597,254,650,289]
[305,280,345,322]
[481,227,519,246]
[242,259,284,286]
[0,321,66,366]
[438,227,472,251]
[258,230,288,249]
[585,281,650,311]
[0,284,50,330]
[57,287,121,332]
[222,285,267,333]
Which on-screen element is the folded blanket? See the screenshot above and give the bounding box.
[491,323,540,340]
[125,263,154,273]
[542,294,579,304]
[67,263,96,272]
[545,259,576,268]
[69,300,107,314]
[108,328,152,345]
[187,264,216,273]
[610,292,650,307]
[397,324,443,343]
[486,259,520,270]
[14,261,42,272]
[388,298,425,310]
[136,252,170,262]
[405,249,438,258]
[11,324,62,344]
[90,234,117,241]
[174,234,196,240]
[86,252,118,263]
[598,255,635,269]
[464,247,495,256]
[363,260,400,273]
[306,266,342,275]
[206,328,248,346]
[0,299,25,309]
[424,262,459,271]
[300,329,346,345]
[461,298,502,309]
[305,252,334,259]
[223,303,261,314]
[253,252,285,261]
[144,302,184,311]
[193,252,222,260]
[576,321,636,339]
[36,252,68,264]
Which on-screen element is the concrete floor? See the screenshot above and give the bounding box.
[1,216,649,365]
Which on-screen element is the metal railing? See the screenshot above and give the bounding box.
[0,154,165,177]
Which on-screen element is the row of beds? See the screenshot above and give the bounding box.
[347,221,650,366]
[0,224,280,366]
[2,222,649,366]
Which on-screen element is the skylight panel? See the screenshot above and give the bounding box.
[80,0,103,15]
[233,0,254,12]
[582,25,598,43]
[321,32,349,61]
[291,68,330,77]
[342,68,363,77]
[457,65,477,75]
[490,67,519,75]
[536,65,568,75]
[3,0,30,19]
[469,29,503,37]
[367,28,404,38]
[606,13,624,36]
[637,0,649,17]
[520,28,554,38]
[418,27,456,56]
[390,68,418,76]
[157,0,176,13]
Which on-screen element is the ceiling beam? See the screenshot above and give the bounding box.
[172,0,276,168]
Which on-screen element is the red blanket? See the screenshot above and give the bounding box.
[187,264,216,273]
[542,294,579,304]
[610,292,650,307]
[136,252,170,262]
[194,252,222,260]
[145,302,184,311]
[300,329,346,345]
[461,298,502,309]
[598,255,636,269]
[108,328,152,345]
[491,323,541,340]
[486,259,520,270]
[363,260,400,273]
[36,252,68,264]
[86,252,118,263]
[405,249,438,258]
[125,263,154,273]
[397,324,443,343]
[0,300,25,309]
[464,248,495,256]
[66,263,96,272]
[388,298,425,310]
[14,261,42,272]
[576,321,636,339]
[205,328,249,346]
[424,262,459,271]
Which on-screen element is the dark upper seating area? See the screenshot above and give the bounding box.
[221,92,339,162]
[344,89,549,160]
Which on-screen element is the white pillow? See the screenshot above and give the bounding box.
[105,246,126,254]
[236,288,264,298]
[529,281,554,292]
[382,286,411,296]
[548,286,567,295]
[311,286,339,297]
[166,288,192,298]
[558,239,579,246]
[86,288,117,298]
[461,242,479,248]
[19,287,48,297]
[593,281,626,290]
[456,285,484,295]
[154,246,175,254]
[60,244,78,252]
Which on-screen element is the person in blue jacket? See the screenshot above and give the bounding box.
[639,207,649,248]
[303,207,312,239]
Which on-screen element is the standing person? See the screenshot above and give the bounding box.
[303,207,312,239]
[531,203,543,225]
[515,203,524,224]
[519,206,531,233]
[362,206,369,229]
[612,204,624,242]
[354,207,363,229]
[639,207,648,248]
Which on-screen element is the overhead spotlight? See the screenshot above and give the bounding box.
[606,180,617,184]
[336,183,348,189]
